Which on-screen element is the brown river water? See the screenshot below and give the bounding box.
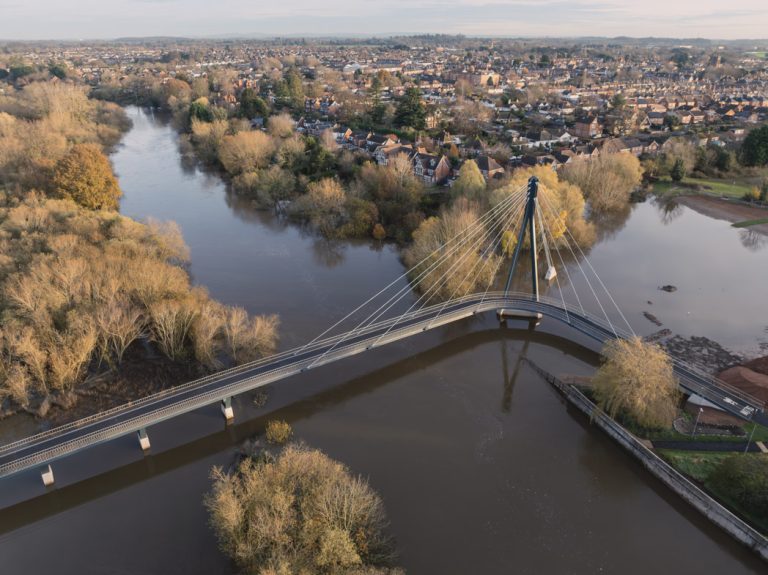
[0,107,766,574]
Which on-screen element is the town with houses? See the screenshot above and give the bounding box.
[3,27,768,575]
[2,36,767,188]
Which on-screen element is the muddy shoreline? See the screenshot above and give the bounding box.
[676,195,768,235]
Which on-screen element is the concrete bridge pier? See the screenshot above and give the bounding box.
[221,397,234,423]
[497,309,542,328]
[137,428,151,452]
[41,464,54,487]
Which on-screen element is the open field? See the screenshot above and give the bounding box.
[659,450,768,534]
[658,449,731,482]
[653,176,754,199]
[732,218,768,228]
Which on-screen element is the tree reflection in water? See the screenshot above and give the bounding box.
[652,196,684,226]
[312,239,347,268]
[739,229,768,252]
[590,203,633,241]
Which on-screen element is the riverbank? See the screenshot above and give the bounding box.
[676,195,768,235]
[527,358,768,561]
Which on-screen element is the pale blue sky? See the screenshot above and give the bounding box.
[1,0,766,40]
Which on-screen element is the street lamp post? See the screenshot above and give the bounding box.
[744,424,756,455]
[692,407,703,437]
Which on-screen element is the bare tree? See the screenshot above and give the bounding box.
[150,299,198,361]
[218,130,275,175]
[47,318,98,391]
[221,306,279,365]
[561,153,643,212]
[191,297,225,370]
[267,113,295,139]
[319,128,338,151]
[95,301,145,366]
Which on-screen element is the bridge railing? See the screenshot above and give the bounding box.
[0,296,510,476]
[0,292,506,457]
[507,292,765,412]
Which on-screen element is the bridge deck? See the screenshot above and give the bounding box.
[0,292,764,481]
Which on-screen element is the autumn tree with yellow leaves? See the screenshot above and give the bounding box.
[593,337,680,429]
[52,143,122,210]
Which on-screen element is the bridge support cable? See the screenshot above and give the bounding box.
[332,190,526,342]
[426,190,531,328]
[359,190,528,329]
[295,183,528,356]
[307,187,529,367]
[537,204,557,283]
[357,192,528,349]
[538,189,635,337]
[367,192,530,349]
[534,202,570,325]
[536,189,618,337]
[534,201,585,316]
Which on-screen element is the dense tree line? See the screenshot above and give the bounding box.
[178,96,428,242]
[0,81,279,417]
[0,83,129,193]
[404,166,595,301]
[0,193,279,415]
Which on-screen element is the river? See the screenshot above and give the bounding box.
[0,106,766,574]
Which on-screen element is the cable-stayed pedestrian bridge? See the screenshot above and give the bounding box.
[1,178,763,487]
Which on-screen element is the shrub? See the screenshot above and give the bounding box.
[265,419,292,444]
[372,223,386,240]
[670,158,686,183]
[743,187,761,202]
[252,389,269,408]
[708,455,768,527]
[205,444,397,574]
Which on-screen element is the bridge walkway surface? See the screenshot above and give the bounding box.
[0,292,764,482]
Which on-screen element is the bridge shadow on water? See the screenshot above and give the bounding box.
[0,325,597,535]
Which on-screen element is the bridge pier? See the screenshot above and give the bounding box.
[497,309,542,327]
[221,397,234,423]
[41,464,54,487]
[137,428,151,452]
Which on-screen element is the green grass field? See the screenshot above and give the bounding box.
[657,450,731,482]
[653,176,753,199]
[631,421,768,443]
[658,450,768,534]
[732,218,768,228]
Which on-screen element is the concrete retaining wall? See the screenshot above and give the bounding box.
[532,360,768,561]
